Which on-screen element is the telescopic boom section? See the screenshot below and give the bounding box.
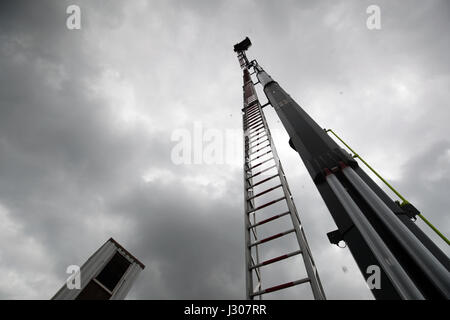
[234,37,450,300]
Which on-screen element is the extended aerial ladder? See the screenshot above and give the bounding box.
[234,37,450,300]
[237,38,326,300]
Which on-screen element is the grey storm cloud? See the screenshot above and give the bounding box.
[0,0,448,299]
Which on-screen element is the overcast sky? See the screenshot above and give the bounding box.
[0,0,448,300]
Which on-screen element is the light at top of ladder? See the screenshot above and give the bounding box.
[234,37,252,52]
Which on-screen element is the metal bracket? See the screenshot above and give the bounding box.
[288,138,296,151]
[396,201,420,220]
[327,222,355,248]
[327,230,344,247]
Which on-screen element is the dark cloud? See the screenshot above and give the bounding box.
[109,178,244,299]
[0,0,448,299]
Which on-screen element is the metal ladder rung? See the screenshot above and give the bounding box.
[246,114,260,123]
[248,124,265,134]
[248,142,270,156]
[248,143,270,156]
[246,104,259,113]
[248,125,265,136]
[246,156,274,172]
[250,250,302,270]
[246,102,257,109]
[250,278,310,297]
[246,119,262,128]
[249,172,278,188]
[245,120,260,128]
[247,184,282,201]
[247,133,268,144]
[246,121,263,131]
[245,123,264,134]
[245,112,261,122]
[248,100,258,107]
[245,109,260,118]
[245,110,261,119]
[245,110,259,119]
[246,107,260,116]
[248,196,286,214]
[249,211,290,229]
[246,106,261,115]
[246,112,261,120]
[248,128,265,139]
[247,164,277,180]
[247,150,272,163]
[247,120,264,130]
[249,228,294,247]
[246,102,259,109]
[246,103,259,110]
[247,137,269,151]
